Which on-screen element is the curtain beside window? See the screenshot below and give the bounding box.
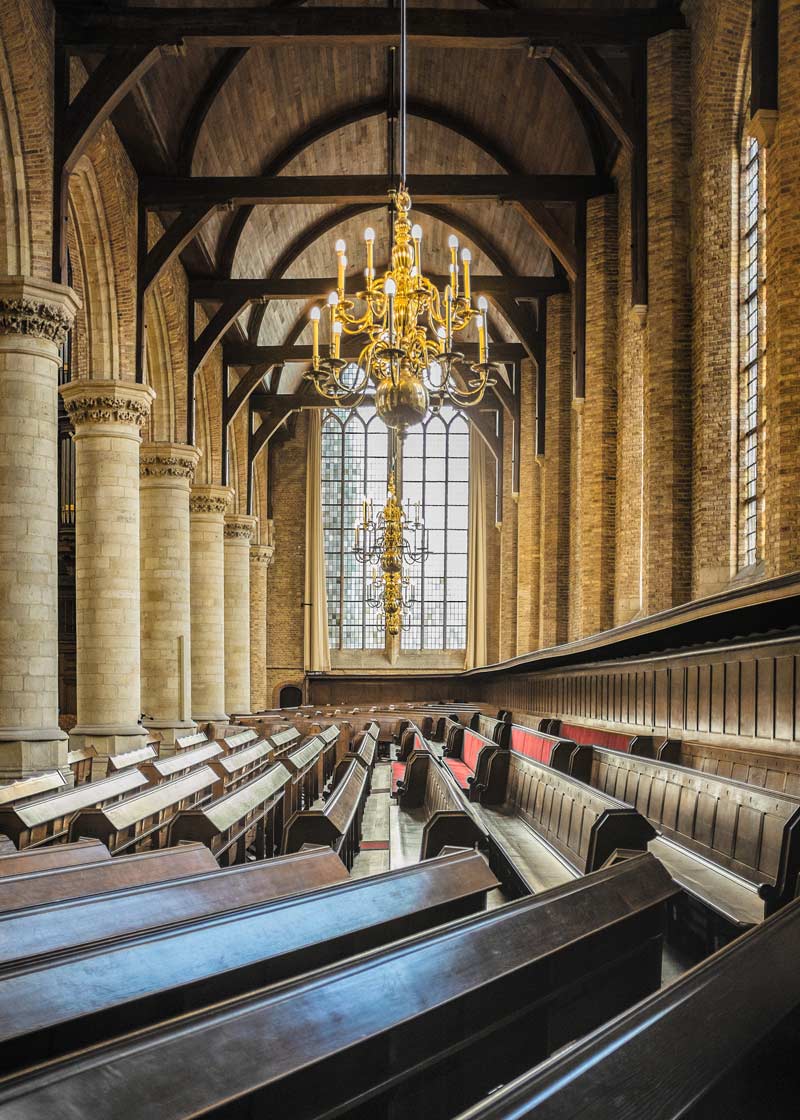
[464,432,488,670]
[304,411,331,672]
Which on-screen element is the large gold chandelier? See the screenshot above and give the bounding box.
[354,473,428,636]
[304,0,496,431]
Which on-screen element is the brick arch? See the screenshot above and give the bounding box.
[144,216,189,444]
[0,0,53,279]
[273,681,304,709]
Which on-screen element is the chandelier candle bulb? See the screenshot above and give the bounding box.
[364,227,375,283]
[445,284,453,350]
[332,320,343,359]
[477,295,489,363]
[461,248,472,301]
[448,235,459,297]
[411,224,422,276]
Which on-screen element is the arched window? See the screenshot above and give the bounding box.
[321,402,389,649]
[401,407,470,650]
[738,132,765,570]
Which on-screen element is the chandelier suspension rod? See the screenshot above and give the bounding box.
[399,0,407,187]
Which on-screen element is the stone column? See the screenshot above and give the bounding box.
[249,535,274,714]
[224,514,258,716]
[0,277,80,779]
[140,442,201,750]
[59,379,156,763]
[189,485,233,725]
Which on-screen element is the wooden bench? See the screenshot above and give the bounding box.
[0,855,678,1119]
[546,719,677,761]
[267,725,302,756]
[174,730,209,752]
[280,731,330,817]
[442,726,506,802]
[65,745,96,785]
[282,757,368,868]
[219,727,260,754]
[452,891,800,1120]
[105,743,158,775]
[589,746,800,943]
[470,710,512,747]
[0,769,149,849]
[394,749,488,864]
[168,762,292,865]
[475,749,656,898]
[0,843,216,914]
[391,722,429,796]
[678,738,800,796]
[0,771,68,807]
[140,740,222,784]
[0,839,109,877]
[0,849,498,1075]
[208,736,274,796]
[0,846,349,975]
[67,766,219,855]
[329,724,378,794]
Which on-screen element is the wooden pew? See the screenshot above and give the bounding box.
[0,846,349,974]
[391,722,429,796]
[0,850,499,1074]
[547,719,677,761]
[394,749,488,864]
[0,839,109,877]
[441,725,504,802]
[168,762,292,865]
[140,741,222,784]
[0,769,149,850]
[328,724,378,795]
[219,727,260,754]
[174,730,209,752]
[67,765,219,855]
[589,746,800,944]
[0,771,67,807]
[470,710,512,747]
[678,737,800,796]
[507,724,585,777]
[451,892,800,1120]
[0,855,679,1119]
[0,844,217,914]
[476,749,656,898]
[105,743,158,775]
[280,731,332,817]
[208,736,273,796]
[267,725,302,756]
[282,757,367,868]
[65,745,95,785]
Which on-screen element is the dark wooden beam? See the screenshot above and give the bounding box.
[60,7,687,50]
[751,0,778,117]
[192,275,568,302]
[140,173,614,210]
[548,44,633,151]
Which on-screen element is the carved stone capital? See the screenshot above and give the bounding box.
[140,442,201,482]
[59,379,156,431]
[250,543,275,567]
[0,276,81,347]
[190,485,234,516]
[224,515,258,542]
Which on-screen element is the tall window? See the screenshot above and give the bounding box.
[321,404,388,649]
[401,407,470,650]
[738,134,764,569]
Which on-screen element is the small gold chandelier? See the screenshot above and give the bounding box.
[304,0,496,431]
[354,473,428,636]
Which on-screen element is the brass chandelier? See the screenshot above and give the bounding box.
[304,0,497,432]
[355,472,429,636]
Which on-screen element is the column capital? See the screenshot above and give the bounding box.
[190,484,234,516]
[224,514,258,542]
[59,379,155,431]
[0,275,80,347]
[250,542,275,566]
[140,441,201,483]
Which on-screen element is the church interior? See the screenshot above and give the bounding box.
[0,0,799,1114]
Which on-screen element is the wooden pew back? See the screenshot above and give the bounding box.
[141,741,222,783]
[65,745,96,785]
[0,839,109,877]
[282,757,367,868]
[105,744,158,775]
[679,738,800,796]
[398,751,487,859]
[0,771,67,807]
[591,747,800,910]
[470,710,512,747]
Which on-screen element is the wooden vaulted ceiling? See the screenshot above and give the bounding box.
[102,0,662,357]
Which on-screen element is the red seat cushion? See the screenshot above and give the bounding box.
[391,761,406,796]
[461,731,486,773]
[444,758,473,790]
[510,728,554,765]
[560,723,633,753]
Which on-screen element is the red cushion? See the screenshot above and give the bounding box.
[461,731,486,773]
[560,723,633,753]
[510,728,554,765]
[391,761,406,796]
[444,758,473,790]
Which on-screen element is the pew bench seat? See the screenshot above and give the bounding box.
[648,834,765,928]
